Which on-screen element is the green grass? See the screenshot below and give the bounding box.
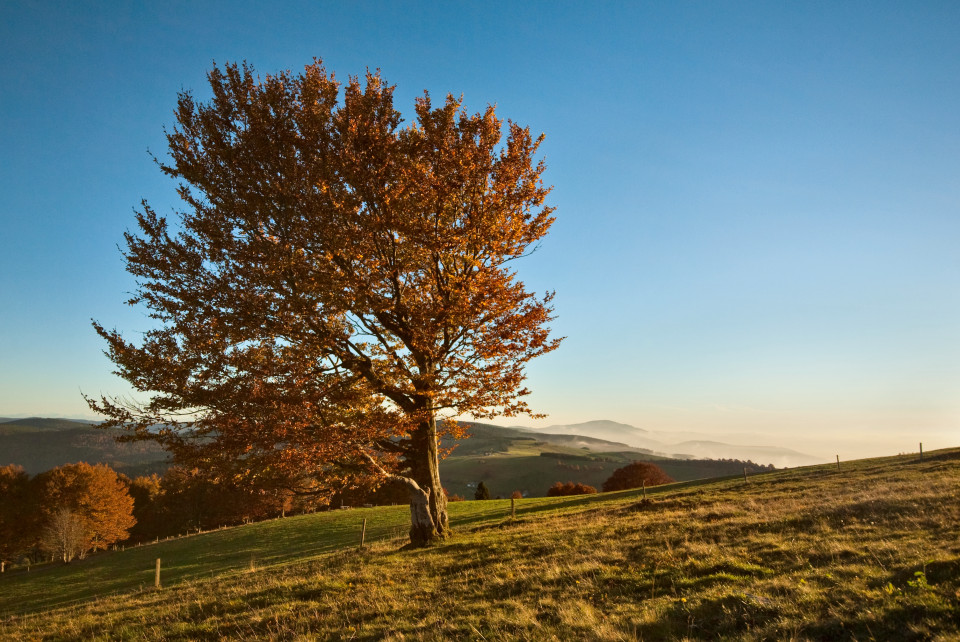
[2,450,958,640]
[0,487,668,617]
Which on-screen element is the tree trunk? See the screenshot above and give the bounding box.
[406,410,450,546]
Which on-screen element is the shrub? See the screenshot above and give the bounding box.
[510,490,523,500]
[546,481,597,497]
[474,481,491,500]
[602,461,674,492]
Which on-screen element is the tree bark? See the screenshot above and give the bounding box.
[406,483,438,546]
[360,418,449,547]
[406,411,449,545]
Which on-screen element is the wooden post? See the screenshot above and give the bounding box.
[920,442,923,462]
[642,479,646,499]
[743,468,748,483]
[836,455,840,471]
[155,558,161,589]
[359,518,367,550]
[511,497,516,519]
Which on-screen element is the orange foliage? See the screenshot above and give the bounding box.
[546,481,597,496]
[601,462,674,492]
[36,463,135,556]
[88,59,560,545]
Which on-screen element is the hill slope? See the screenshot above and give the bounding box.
[0,420,169,475]
[2,449,958,639]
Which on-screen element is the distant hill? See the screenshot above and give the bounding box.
[0,417,98,435]
[518,419,823,467]
[446,421,660,458]
[1,417,786,493]
[0,418,169,475]
[439,421,776,498]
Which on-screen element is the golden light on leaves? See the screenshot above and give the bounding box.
[89,59,561,546]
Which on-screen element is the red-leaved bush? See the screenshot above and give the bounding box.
[601,462,674,492]
[546,481,597,497]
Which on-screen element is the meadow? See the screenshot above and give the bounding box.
[1,449,957,640]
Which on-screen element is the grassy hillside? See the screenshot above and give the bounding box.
[1,448,957,639]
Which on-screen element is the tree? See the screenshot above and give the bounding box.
[41,508,87,563]
[156,466,295,533]
[127,474,166,541]
[601,462,674,493]
[36,463,136,556]
[0,464,38,571]
[88,59,560,546]
[474,481,491,501]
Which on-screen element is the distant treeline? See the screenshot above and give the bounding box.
[0,462,387,571]
[539,451,777,472]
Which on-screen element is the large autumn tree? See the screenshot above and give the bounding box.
[89,60,560,545]
[36,462,136,558]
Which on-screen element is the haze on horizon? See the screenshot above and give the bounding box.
[1,2,957,463]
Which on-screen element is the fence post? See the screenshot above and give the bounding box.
[155,558,161,589]
[920,442,923,462]
[836,455,840,471]
[743,468,748,483]
[642,479,646,499]
[359,518,367,550]
[511,497,515,519]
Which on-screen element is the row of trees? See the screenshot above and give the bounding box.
[0,463,133,567]
[0,461,334,570]
[0,457,676,570]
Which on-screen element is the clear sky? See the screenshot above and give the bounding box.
[1,1,958,459]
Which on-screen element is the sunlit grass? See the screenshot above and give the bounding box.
[2,450,958,639]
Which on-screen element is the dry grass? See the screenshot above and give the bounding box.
[2,450,958,640]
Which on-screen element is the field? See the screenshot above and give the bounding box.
[1,449,958,640]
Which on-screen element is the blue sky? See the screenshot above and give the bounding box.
[1,1,958,458]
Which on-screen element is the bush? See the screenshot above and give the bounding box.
[546,481,597,497]
[510,490,523,500]
[602,461,674,492]
[474,481,491,500]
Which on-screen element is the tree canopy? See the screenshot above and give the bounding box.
[601,462,674,493]
[89,59,561,545]
[36,462,135,558]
